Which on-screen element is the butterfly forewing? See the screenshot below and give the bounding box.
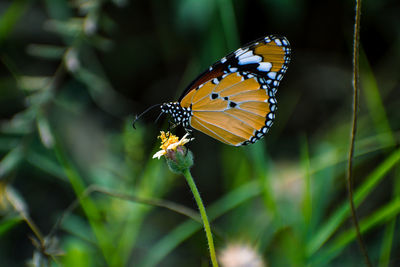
[179,35,290,102]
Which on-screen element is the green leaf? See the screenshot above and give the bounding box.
[0,108,36,135]
[0,137,19,152]
[44,0,72,20]
[0,215,23,236]
[26,45,66,60]
[62,237,94,267]
[36,113,55,149]
[26,150,67,181]
[17,76,51,91]
[0,0,30,44]
[0,146,24,179]
[43,19,83,38]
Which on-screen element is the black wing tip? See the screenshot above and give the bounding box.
[266,34,290,45]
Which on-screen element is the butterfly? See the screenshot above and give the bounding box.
[135,35,291,146]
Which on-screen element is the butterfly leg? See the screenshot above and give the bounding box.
[167,120,179,133]
[184,128,194,139]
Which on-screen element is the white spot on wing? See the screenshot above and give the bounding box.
[234,47,249,56]
[229,67,238,72]
[257,62,272,72]
[274,39,282,46]
[267,72,277,79]
[220,57,227,63]
[238,50,254,60]
[238,55,262,65]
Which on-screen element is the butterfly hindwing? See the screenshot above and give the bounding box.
[180,72,276,146]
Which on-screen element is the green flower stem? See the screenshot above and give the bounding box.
[183,168,219,267]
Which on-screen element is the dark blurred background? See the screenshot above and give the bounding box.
[1,0,399,266]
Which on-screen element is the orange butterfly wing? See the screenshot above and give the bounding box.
[180,73,273,146]
[178,35,290,146]
[157,35,290,146]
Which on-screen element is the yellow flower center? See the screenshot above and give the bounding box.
[158,131,179,150]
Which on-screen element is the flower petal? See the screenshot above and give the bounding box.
[167,142,179,150]
[152,150,166,159]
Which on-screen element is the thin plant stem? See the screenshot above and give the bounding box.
[48,185,202,239]
[183,168,219,267]
[347,0,373,266]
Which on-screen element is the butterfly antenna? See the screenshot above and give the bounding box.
[155,111,164,124]
[132,103,161,129]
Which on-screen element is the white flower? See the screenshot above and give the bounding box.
[219,243,265,267]
[152,132,193,159]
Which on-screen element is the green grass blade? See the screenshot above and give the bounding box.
[138,181,262,267]
[246,143,279,221]
[306,148,400,256]
[0,215,22,236]
[0,137,19,152]
[0,0,30,45]
[301,136,312,237]
[360,49,395,146]
[54,141,114,266]
[111,159,169,267]
[311,198,400,265]
[216,0,239,50]
[378,164,400,267]
[26,44,66,60]
[26,150,67,181]
[378,220,395,267]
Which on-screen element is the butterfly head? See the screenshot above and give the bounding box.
[160,102,192,127]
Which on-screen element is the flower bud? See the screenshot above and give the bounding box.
[165,145,194,174]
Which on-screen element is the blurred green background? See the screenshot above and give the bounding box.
[1,0,400,266]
